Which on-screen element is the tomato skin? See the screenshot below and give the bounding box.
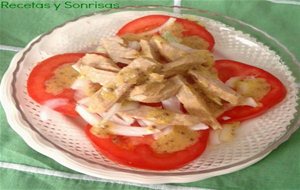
[215,60,287,123]
[117,15,215,51]
[27,53,85,117]
[86,125,209,170]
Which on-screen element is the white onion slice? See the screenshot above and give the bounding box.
[72,62,80,72]
[104,115,128,125]
[162,96,182,113]
[137,119,159,128]
[189,123,209,131]
[101,103,122,123]
[239,97,258,107]
[76,105,160,136]
[136,118,167,128]
[170,42,195,52]
[225,76,242,87]
[40,98,69,121]
[128,41,141,51]
[114,114,135,125]
[71,78,91,90]
[43,98,69,109]
[71,78,94,101]
[75,104,101,126]
[153,126,173,140]
[109,125,160,136]
[136,119,147,127]
[138,18,176,36]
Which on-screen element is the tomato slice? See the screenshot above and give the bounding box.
[86,125,209,170]
[27,53,85,117]
[215,60,287,123]
[117,15,215,51]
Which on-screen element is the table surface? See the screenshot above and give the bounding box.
[1,0,300,190]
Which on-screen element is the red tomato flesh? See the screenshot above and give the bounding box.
[215,60,287,123]
[117,15,215,51]
[86,125,209,170]
[27,53,85,117]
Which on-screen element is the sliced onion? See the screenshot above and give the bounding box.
[239,97,258,107]
[40,98,69,121]
[100,103,122,123]
[139,18,176,36]
[170,42,195,52]
[71,78,91,90]
[72,62,80,72]
[114,114,135,125]
[225,76,242,87]
[77,102,132,126]
[75,104,101,126]
[71,78,94,101]
[109,125,160,136]
[76,105,160,136]
[128,41,141,51]
[43,98,69,109]
[153,126,173,140]
[136,119,147,127]
[76,104,125,127]
[189,123,209,131]
[103,115,127,125]
[162,96,182,113]
[76,104,209,137]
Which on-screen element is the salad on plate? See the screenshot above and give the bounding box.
[27,15,287,170]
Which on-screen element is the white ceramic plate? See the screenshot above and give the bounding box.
[1,6,299,184]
